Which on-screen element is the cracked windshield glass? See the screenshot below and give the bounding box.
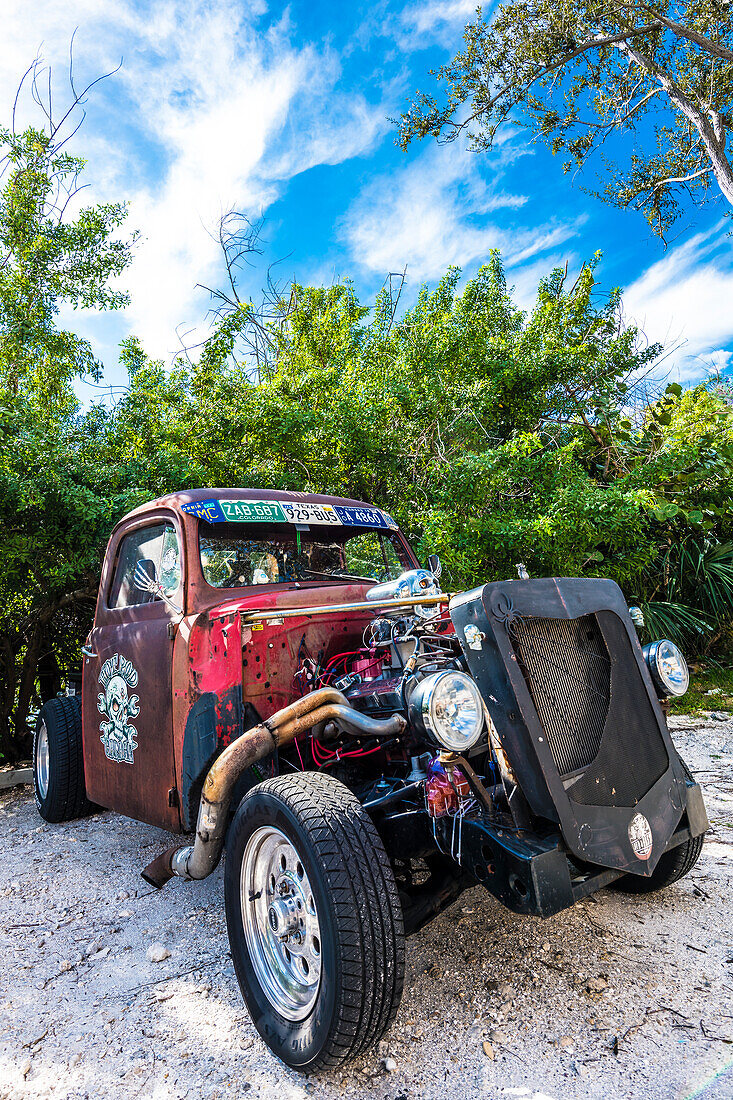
[199,523,411,588]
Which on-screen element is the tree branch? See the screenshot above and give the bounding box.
[578,408,606,449]
[632,6,733,62]
[652,165,712,191]
[615,35,733,204]
[461,22,663,120]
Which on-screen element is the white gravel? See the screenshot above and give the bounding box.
[1,714,732,1100]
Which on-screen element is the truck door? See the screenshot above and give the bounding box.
[81,516,184,831]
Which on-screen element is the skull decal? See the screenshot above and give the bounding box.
[97,654,140,764]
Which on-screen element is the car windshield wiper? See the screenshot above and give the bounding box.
[300,570,376,582]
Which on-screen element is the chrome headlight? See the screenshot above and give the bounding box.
[643,639,689,697]
[366,569,441,619]
[409,670,485,752]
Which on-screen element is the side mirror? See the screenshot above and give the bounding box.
[427,553,442,579]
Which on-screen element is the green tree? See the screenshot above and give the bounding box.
[196,251,679,586]
[0,125,133,404]
[4,218,733,758]
[0,60,137,758]
[399,1,733,236]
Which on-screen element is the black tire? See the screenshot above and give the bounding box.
[34,697,95,823]
[611,833,704,894]
[224,771,405,1071]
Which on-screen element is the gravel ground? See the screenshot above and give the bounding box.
[1,714,732,1100]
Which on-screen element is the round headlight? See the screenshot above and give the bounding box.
[643,639,689,697]
[366,569,441,619]
[409,671,485,752]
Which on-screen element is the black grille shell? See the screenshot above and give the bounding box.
[450,578,690,875]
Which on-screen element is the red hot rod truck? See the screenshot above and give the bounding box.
[34,488,708,1071]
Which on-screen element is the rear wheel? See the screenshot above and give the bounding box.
[224,771,405,1071]
[611,833,704,894]
[34,697,95,823]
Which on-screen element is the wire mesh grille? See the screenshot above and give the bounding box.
[511,615,610,776]
[510,611,668,808]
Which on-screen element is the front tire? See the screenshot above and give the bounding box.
[34,697,95,823]
[611,833,704,894]
[224,771,405,1071]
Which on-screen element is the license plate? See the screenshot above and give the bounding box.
[185,497,395,530]
[281,501,342,525]
[334,506,387,528]
[181,500,227,522]
[220,500,287,523]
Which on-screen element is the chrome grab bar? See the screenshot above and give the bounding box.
[239,591,451,625]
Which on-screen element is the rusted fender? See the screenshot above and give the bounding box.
[141,688,403,889]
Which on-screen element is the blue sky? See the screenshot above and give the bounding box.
[3,0,733,398]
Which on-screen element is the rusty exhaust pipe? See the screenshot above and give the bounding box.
[141,688,404,889]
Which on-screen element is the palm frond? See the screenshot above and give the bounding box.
[641,600,714,646]
[673,542,732,615]
[648,539,733,651]
[698,541,733,618]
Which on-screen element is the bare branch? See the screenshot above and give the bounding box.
[12,60,36,136]
[615,35,733,204]
[52,111,87,156]
[383,266,408,339]
[68,28,79,99]
[652,165,712,191]
[49,58,123,141]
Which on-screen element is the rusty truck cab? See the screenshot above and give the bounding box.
[81,488,417,833]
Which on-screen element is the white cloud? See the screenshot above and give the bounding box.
[112,4,314,358]
[623,225,733,381]
[261,40,391,185]
[0,1,110,110]
[397,0,488,49]
[1,1,390,364]
[706,349,733,373]
[402,0,477,35]
[352,0,490,58]
[114,3,390,359]
[343,140,581,284]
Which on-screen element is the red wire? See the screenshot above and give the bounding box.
[294,735,305,770]
[325,649,361,667]
[317,649,366,686]
[311,736,335,764]
[316,742,387,768]
[339,742,387,759]
[310,736,387,766]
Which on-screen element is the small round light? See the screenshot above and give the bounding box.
[409,671,485,752]
[643,639,689,697]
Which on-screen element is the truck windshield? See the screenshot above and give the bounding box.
[199,522,413,589]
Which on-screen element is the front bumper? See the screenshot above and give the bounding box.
[443,775,707,918]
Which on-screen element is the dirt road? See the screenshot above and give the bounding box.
[1,714,732,1100]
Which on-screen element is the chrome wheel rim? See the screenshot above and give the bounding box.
[36,722,50,800]
[241,825,322,1021]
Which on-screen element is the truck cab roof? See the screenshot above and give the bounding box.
[118,487,387,526]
